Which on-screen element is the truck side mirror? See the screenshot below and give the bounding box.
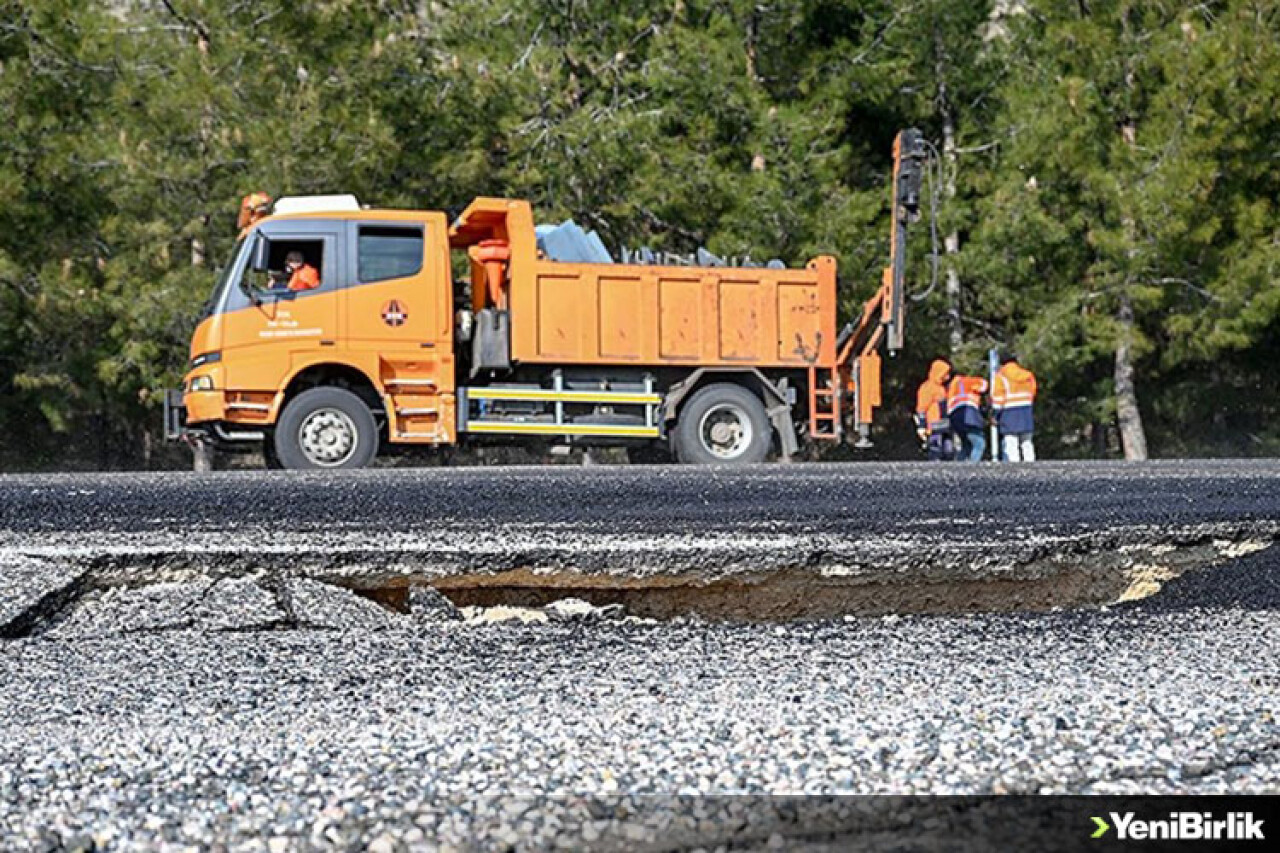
[250,233,270,272]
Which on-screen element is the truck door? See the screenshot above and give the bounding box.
[343,219,452,443]
[218,223,344,395]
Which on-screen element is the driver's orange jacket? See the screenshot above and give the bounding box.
[288,264,321,291]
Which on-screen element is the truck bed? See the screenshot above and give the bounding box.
[509,256,838,369]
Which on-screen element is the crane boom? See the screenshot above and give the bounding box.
[837,128,929,444]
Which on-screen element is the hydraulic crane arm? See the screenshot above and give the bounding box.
[884,127,926,352]
[836,128,928,442]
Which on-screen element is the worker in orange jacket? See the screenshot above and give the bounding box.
[237,192,272,239]
[283,251,321,291]
[947,370,989,462]
[914,359,954,461]
[992,353,1038,461]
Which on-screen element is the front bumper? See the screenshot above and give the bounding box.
[164,389,230,440]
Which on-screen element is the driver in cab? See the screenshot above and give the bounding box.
[274,251,320,292]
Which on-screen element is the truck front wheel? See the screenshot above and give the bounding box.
[274,387,378,470]
[672,383,771,465]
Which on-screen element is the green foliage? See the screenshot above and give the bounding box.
[964,0,1280,455]
[0,0,1277,468]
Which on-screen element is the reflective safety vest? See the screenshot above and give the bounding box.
[947,375,988,431]
[993,363,1037,434]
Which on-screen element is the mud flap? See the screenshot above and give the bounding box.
[470,309,511,378]
[769,403,799,460]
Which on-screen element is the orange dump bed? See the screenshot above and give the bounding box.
[451,199,840,371]
[515,257,838,367]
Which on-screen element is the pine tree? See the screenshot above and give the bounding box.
[966,0,1280,458]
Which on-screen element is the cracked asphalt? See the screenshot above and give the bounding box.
[0,460,1278,850]
[2,460,1279,588]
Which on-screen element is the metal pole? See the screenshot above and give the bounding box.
[988,347,1000,461]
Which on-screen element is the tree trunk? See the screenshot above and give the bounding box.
[95,409,109,470]
[1114,294,1148,460]
[1090,419,1108,457]
[1109,11,1151,462]
[944,226,962,353]
[1114,93,1149,460]
[935,29,963,355]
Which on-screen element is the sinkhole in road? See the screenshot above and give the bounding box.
[369,544,1261,620]
[315,534,1276,619]
[3,536,1271,638]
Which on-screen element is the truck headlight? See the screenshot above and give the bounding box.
[189,375,215,392]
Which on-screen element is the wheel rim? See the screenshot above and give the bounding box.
[697,402,753,460]
[297,407,359,467]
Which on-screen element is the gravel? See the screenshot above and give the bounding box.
[0,555,86,638]
[199,576,286,632]
[1,552,1277,849]
[0,462,1277,849]
[282,577,400,632]
[43,576,285,640]
[407,586,462,622]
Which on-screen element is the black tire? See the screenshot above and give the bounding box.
[672,383,771,465]
[273,387,379,470]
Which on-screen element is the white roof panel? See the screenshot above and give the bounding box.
[273,194,361,215]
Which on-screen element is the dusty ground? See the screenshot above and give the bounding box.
[0,460,1278,850]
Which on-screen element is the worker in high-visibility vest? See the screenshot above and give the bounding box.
[947,371,989,462]
[992,353,1038,462]
[914,359,954,461]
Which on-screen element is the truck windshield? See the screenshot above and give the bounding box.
[198,238,246,320]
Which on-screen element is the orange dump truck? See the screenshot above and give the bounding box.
[166,130,926,468]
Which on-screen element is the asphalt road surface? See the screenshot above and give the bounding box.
[1,460,1278,850]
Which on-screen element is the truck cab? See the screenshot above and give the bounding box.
[180,197,456,467]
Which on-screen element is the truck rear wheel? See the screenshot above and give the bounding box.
[274,387,378,470]
[672,383,771,465]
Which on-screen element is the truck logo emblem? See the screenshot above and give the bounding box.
[381,299,408,327]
